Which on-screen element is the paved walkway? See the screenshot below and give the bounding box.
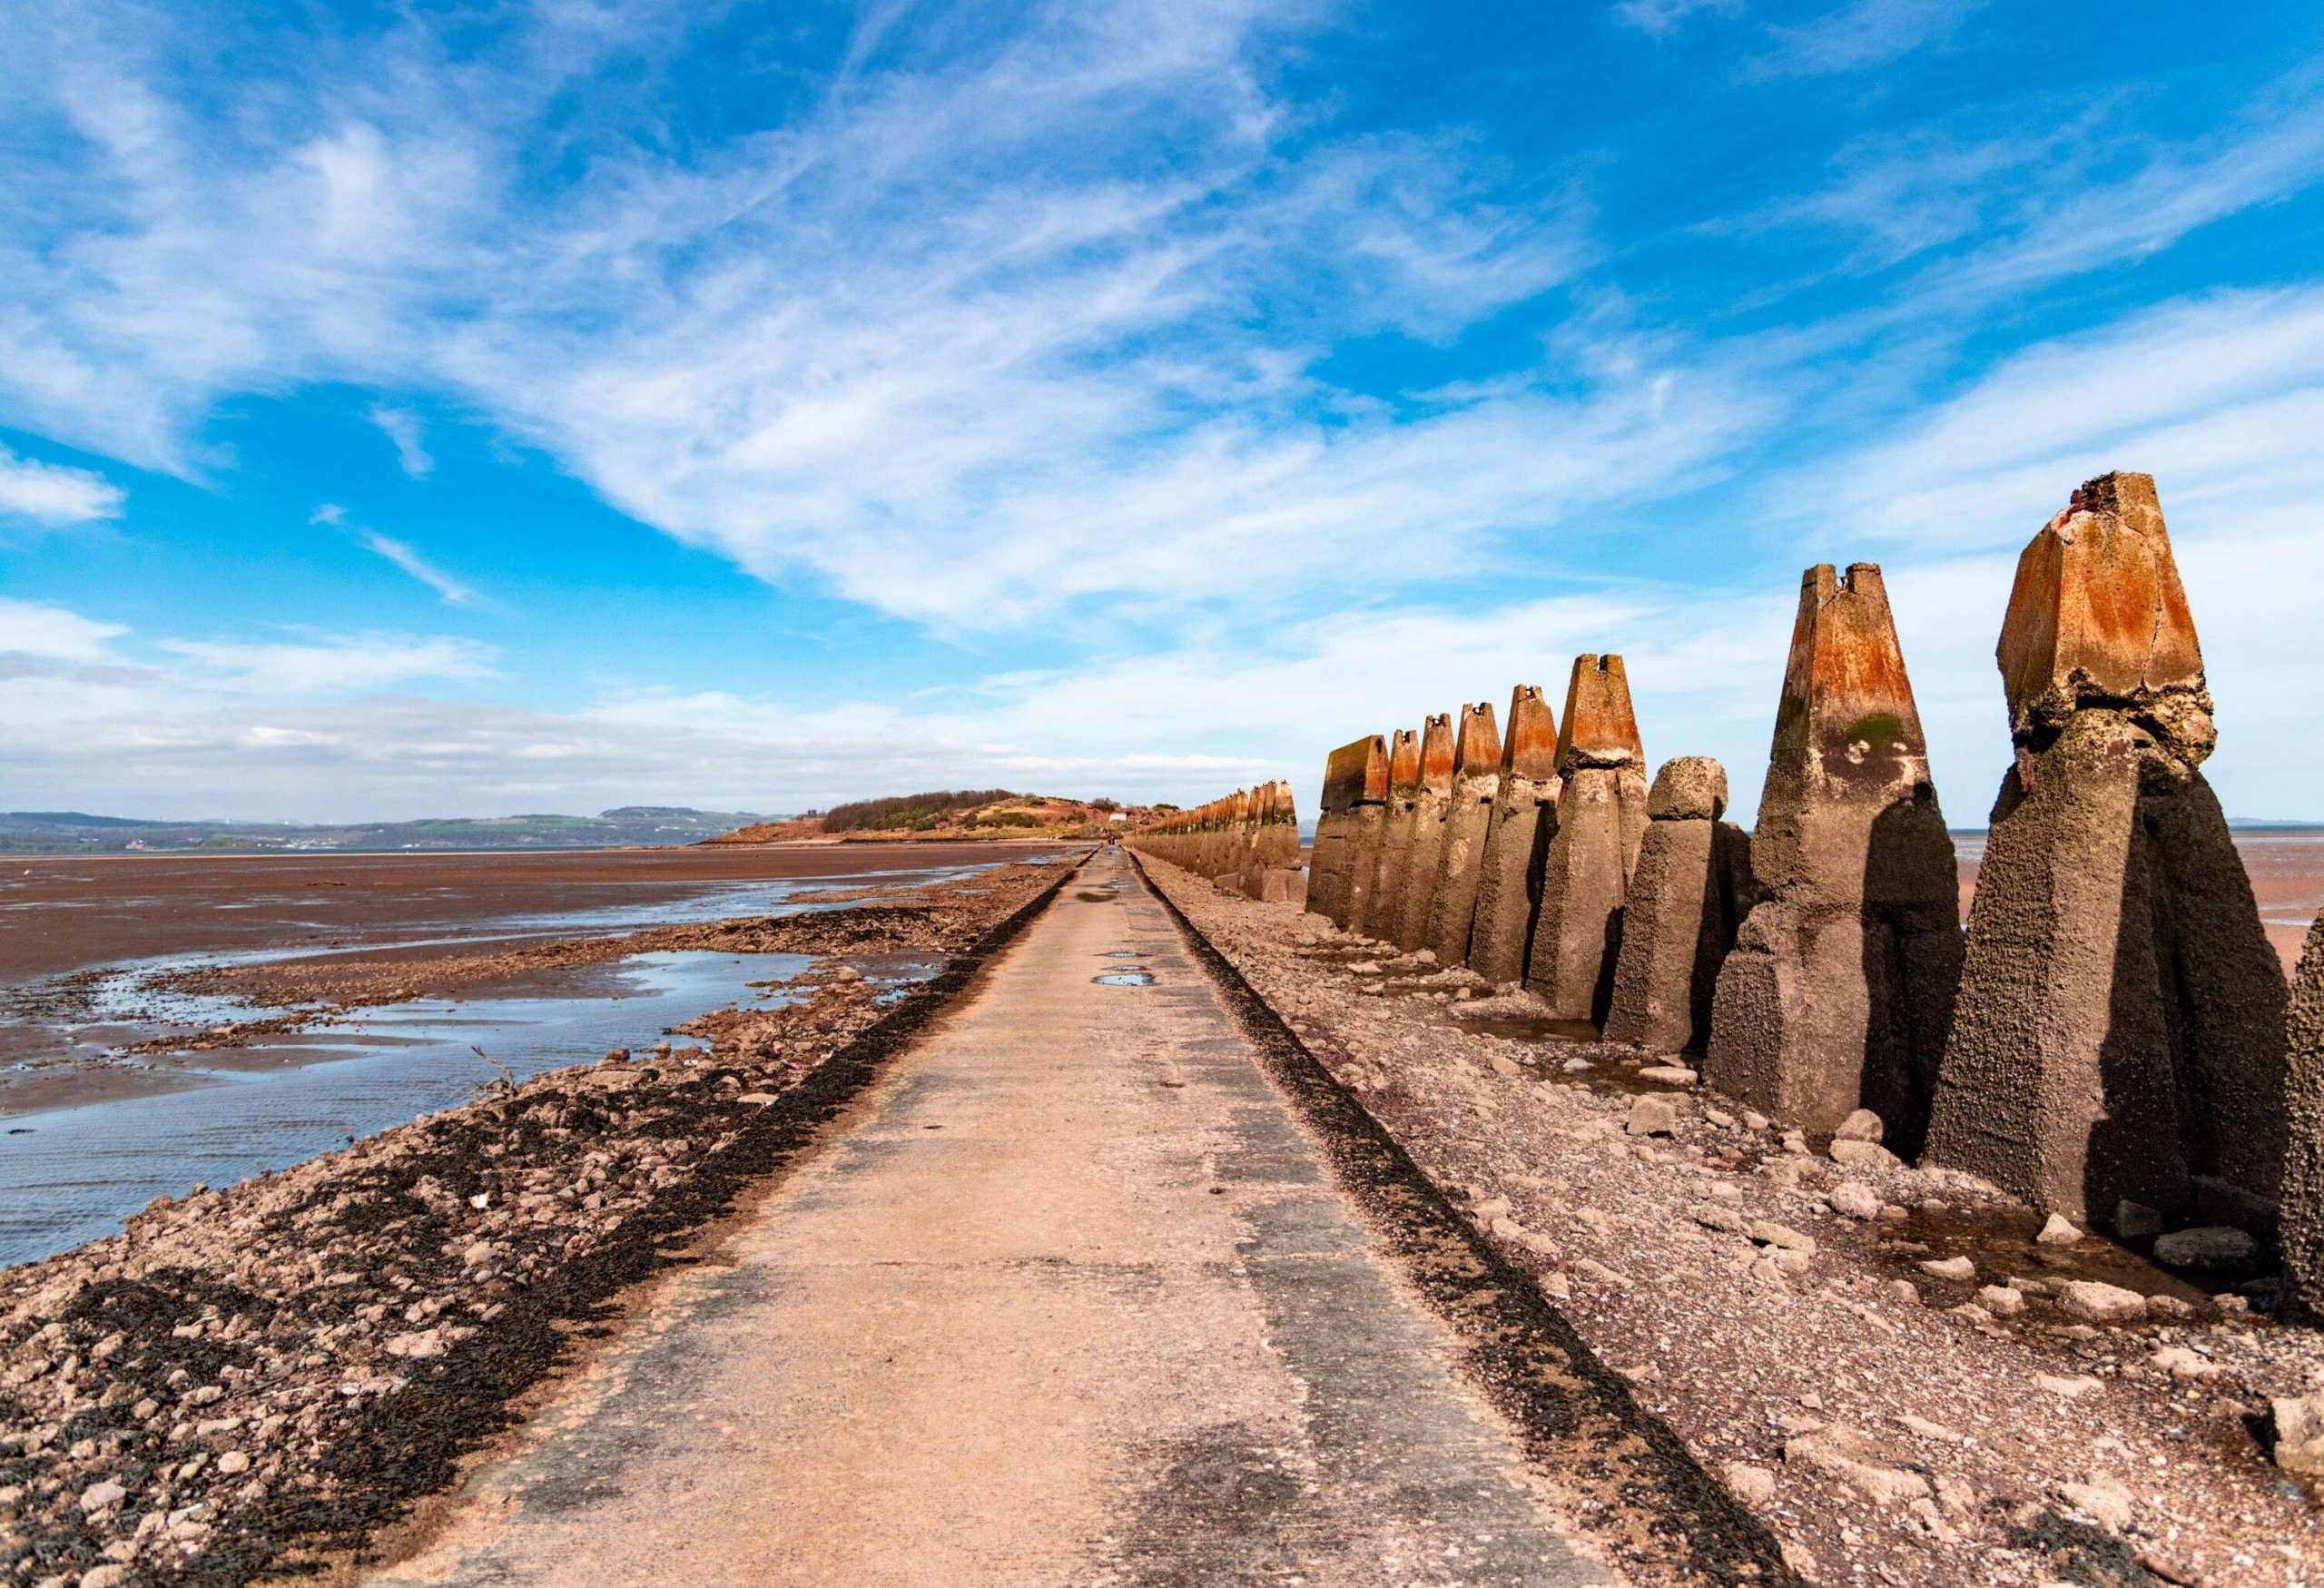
[373,850,1609,1586]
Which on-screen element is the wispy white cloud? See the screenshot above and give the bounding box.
[0,445,123,525]
[1612,0,1745,37]
[158,631,497,695]
[358,528,479,607]
[369,404,432,477]
[1751,0,1977,77]
[0,597,128,661]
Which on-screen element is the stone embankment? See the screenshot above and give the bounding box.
[0,862,1073,1585]
[1145,853,2324,1586]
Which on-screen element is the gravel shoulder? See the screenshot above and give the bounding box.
[1140,855,2324,1588]
[0,858,1078,1586]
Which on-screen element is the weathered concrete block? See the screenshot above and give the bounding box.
[1310,736,1388,929]
[1925,476,2287,1226]
[1470,685,1560,987]
[1526,656,1647,1022]
[2285,913,2324,1319]
[1362,728,1423,942]
[1253,781,1305,902]
[1423,703,1502,967]
[1390,714,1457,952]
[1605,757,1748,1055]
[1706,564,1961,1153]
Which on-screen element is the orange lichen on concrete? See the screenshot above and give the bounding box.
[1559,655,1644,771]
[1995,472,2205,738]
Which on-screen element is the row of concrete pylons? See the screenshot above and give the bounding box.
[1130,781,1306,903]
[1306,472,2317,1293]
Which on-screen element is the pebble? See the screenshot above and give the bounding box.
[2035,1213,2082,1246]
[2273,1393,2324,1475]
[1625,1096,1679,1137]
[1918,1256,1976,1283]
[1748,1218,1817,1255]
[1975,1284,2025,1317]
[1827,1181,1880,1221]
[1828,1139,1901,1170]
[1832,1109,1885,1144]
[2152,1225,2256,1269]
[1724,1462,1777,1505]
[77,1479,125,1514]
[2057,1279,2148,1324]
[2036,1372,2103,1399]
[1637,1065,1698,1087]
[1742,1110,1771,1131]
[1887,1279,1921,1307]
[2112,1199,2164,1241]
[2057,1477,2134,1531]
[215,1451,250,1475]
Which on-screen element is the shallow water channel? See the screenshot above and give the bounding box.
[0,948,837,1267]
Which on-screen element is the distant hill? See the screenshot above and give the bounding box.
[706,790,1144,845]
[0,808,774,855]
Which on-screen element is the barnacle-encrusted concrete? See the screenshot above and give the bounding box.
[1390,714,1457,952]
[1364,728,1423,943]
[1603,757,1749,1056]
[1468,685,1560,988]
[1310,736,1389,929]
[1423,702,1503,968]
[1525,657,1647,1023]
[1925,475,2287,1227]
[1705,564,1961,1153]
[2286,913,2324,1318]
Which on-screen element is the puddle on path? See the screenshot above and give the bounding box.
[0,948,835,1267]
[1093,972,1155,987]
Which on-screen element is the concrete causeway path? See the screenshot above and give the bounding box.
[373,850,1611,1586]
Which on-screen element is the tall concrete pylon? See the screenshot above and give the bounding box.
[1391,714,1457,952]
[1469,685,1560,987]
[1526,657,1647,1021]
[1364,729,1423,943]
[1924,475,2287,1226]
[1705,564,1962,1154]
[1604,757,1750,1056]
[1308,744,1365,924]
[1424,703,1503,967]
[1311,736,1390,930]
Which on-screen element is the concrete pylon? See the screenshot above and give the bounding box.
[1391,714,1458,952]
[1924,474,2287,1227]
[1255,781,1305,904]
[1312,736,1390,931]
[1469,685,1560,987]
[2287,914,2324,1319]
[1309,742,1367,924]
[1364,729,1423,942]
[1603,758,1750,1056]
[1424,703,1503,967]
[1706,564,1962,1154]
[1526,657,1647,1021]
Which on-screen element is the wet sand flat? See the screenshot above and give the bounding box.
[0,840,1074,985]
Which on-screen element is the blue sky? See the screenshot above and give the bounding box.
[3,0,2321,825]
